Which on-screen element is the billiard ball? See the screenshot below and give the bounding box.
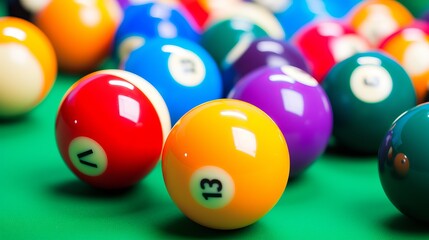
[205,1,285,40]
[396,0,429,19]
[378,102,429,223]
[123,37,222,124]
[346,0,414,47]
[200,18,270,67]
[323,51,416,153]
[178,0,211,28]
[253,0,361,37]
[324,0,363,18]
[113,2,201,62]
[55,69,171,189]
[292,19,370,83]
[0,17,56,118]
[179,0,246,29]
[222,37,310,92]
[260,0,332,39]
[34,0,122,73]
[229,66,332,177]
[379,21,429,103]
[162,99,290,230]
[6,0,50,21]
[200,18,270,95]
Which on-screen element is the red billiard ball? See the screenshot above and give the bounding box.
[55,69,171,189]
[292,19,370,83]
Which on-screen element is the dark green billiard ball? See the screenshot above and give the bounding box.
[200,18,269,67]
[378,103,429,223]
[323,51,416,153]
[200,18,269,95]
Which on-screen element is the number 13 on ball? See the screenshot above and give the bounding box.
[162,99,290,230]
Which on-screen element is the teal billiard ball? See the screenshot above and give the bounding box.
[200,18,270,95]
[378,103,429,222]
[323,51,416,153]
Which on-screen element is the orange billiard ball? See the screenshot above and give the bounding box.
[35,0,122,73]
[0,17,56,118]
[379,21,429,103]
[162,99,290,230]
[347,0,414,47]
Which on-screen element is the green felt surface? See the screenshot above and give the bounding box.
[1,2,429,239]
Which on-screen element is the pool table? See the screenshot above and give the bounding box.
[1,3,429,240]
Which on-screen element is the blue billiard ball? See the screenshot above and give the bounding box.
[123,37,223,124]
[253,0,361,38]
[114,2,201,62]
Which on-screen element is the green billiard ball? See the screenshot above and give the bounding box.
[396,0,428,18]
[200,18,269,94]
[200,18,269,68]
[378,103,429,222]
[323,51,416,153]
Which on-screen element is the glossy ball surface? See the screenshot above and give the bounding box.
[0,17,56,118]
[229,66,332,177]
[293,20,370,83]
[259,0,361,39]
[396,0,429,18]
[347,0,414,46]
[323,51,416,153]
[223,37,310,90]
[379,21,429,103]
[178,0,244,29]
[200,18,270,68]
[162,99,290,230]
[35,0,122,73]
[178,0,210,28]
[123,38,222,124]
[378,102,429,223]
[114,2,200,61]
[55,70,171,189]
[205,1,285,40]
[266,0,332,38]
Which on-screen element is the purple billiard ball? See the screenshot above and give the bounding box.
[424,11,429,23]
[222,37,310,98]
[116,0,130,9]
[229,65,333,177]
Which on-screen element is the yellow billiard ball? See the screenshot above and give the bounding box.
[0,17,56,118]
[162,99,290,230]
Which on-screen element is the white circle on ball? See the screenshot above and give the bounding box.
[280,65,318,87]
[189,166,235,209]
[403,41,429,76]
[164,45,206,87]
[350,65,393,103]
[69,137,108,176]
[0,43,43,117]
